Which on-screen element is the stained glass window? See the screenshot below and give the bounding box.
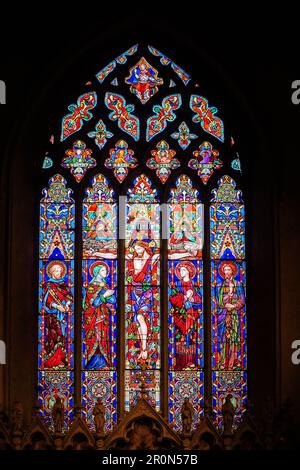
[168,175,204,431]
[82,174,118,431]
[38,174,75,429]
[125,175,161,411]
[39,44,247,434]
[210,176,247,430]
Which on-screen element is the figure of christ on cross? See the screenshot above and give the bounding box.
[126,239,159,361]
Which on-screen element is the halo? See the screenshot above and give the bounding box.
[218,260,238,279]
[175,261,197,280]
[46,260,67,279]
[129,238,156,255]
[89,260,110,278]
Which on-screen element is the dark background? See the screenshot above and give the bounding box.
[0,8,299,448]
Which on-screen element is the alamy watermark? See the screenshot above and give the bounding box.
[291,80,300,105]
[0,80,6,104]
[291,340,300,365]
[0,340,6,364]
[117,198,204,242]
[290,81,300,363]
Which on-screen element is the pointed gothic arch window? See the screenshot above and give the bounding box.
[38,44,246,433]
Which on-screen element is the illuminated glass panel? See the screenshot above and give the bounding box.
[212,371,247,431]
[168,260,203,371]
[38,174,74,429]
[38,371,74,431]
[210,175,247,431]
[125,370,160,411]
[82,371,117,432]
[168,175,204,430]
[82,174,118,430]
[169,371,204,431]
[39,260,74,371]
[39,45,249,434]
[125,175,161,411]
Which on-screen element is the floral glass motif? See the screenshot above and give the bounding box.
[125,370,160,412]
[96,44,138,83]
[38,371,74,431]
[210,176,247,431]
[210,205,245,261]
[105,139,138,182]
[82,371,117,431]
[171,63,191,86]
[42,154,53,169]
[96,62,115,84]
[148,46,191,85]
[169,371,204,431]
[171,122,198,150]
[125,175,161,410]
[61,92,97,141]
[62,140,96,183]
[190,95,224,142]
[39,175,75,430]
[212,371,247,432]
[148,45,171,65]
[105,93,140,141]
[125,57,163,104]
[87,119,113,150]
[127,173,159,203]
[231,153,242,173]
[115,44,139,65]
[146,94,182,141]
[146,140,179,183]
[188,141,223,184]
